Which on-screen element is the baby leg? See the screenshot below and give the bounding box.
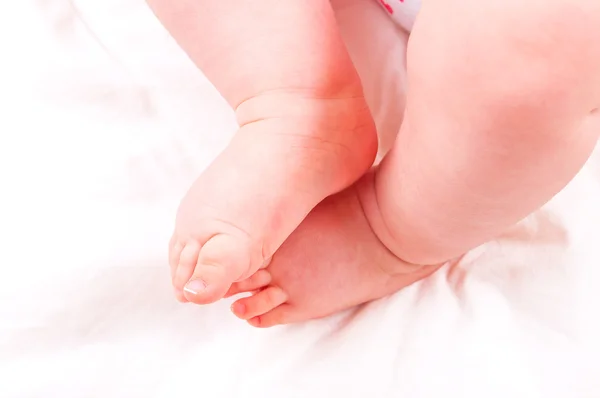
[148,0,378,304]
[227,0,600,327]
[173,93,376,304]
[364,0,600,265]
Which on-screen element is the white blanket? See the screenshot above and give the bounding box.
[2,1,599,397]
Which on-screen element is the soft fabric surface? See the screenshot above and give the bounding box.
[2,1,599,397]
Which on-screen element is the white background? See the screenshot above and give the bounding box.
[1,1,600,397]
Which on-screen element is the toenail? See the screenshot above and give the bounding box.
[184,279,206,295]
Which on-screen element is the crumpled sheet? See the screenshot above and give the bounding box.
[1,1,599,397]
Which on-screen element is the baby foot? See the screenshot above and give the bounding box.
[226,173,444,327]
[171,92,377,304]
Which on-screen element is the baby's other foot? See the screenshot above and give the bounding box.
[226,174,444,327]
[171,92,377,304]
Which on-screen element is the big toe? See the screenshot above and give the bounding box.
[182,233,253,304]
[183,265,232,304]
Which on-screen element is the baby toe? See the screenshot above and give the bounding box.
[183,264,231,304]
[183,234,254,305]
[247,303,293,328]
[172,241,201,291]
[173,286,188,303]
[225,270,272,298]
[231,286,288,320]
[168,239,184,280]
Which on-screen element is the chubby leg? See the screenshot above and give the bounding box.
[366,0,600,266]
[228,0,600,327]
[171,94,375,304]
[147,0,377,303]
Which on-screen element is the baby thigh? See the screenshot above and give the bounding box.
[369,0,600,265]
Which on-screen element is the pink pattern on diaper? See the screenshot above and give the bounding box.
[378,0,405,15]
[377,0,420,33]
[379,0,393,14]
